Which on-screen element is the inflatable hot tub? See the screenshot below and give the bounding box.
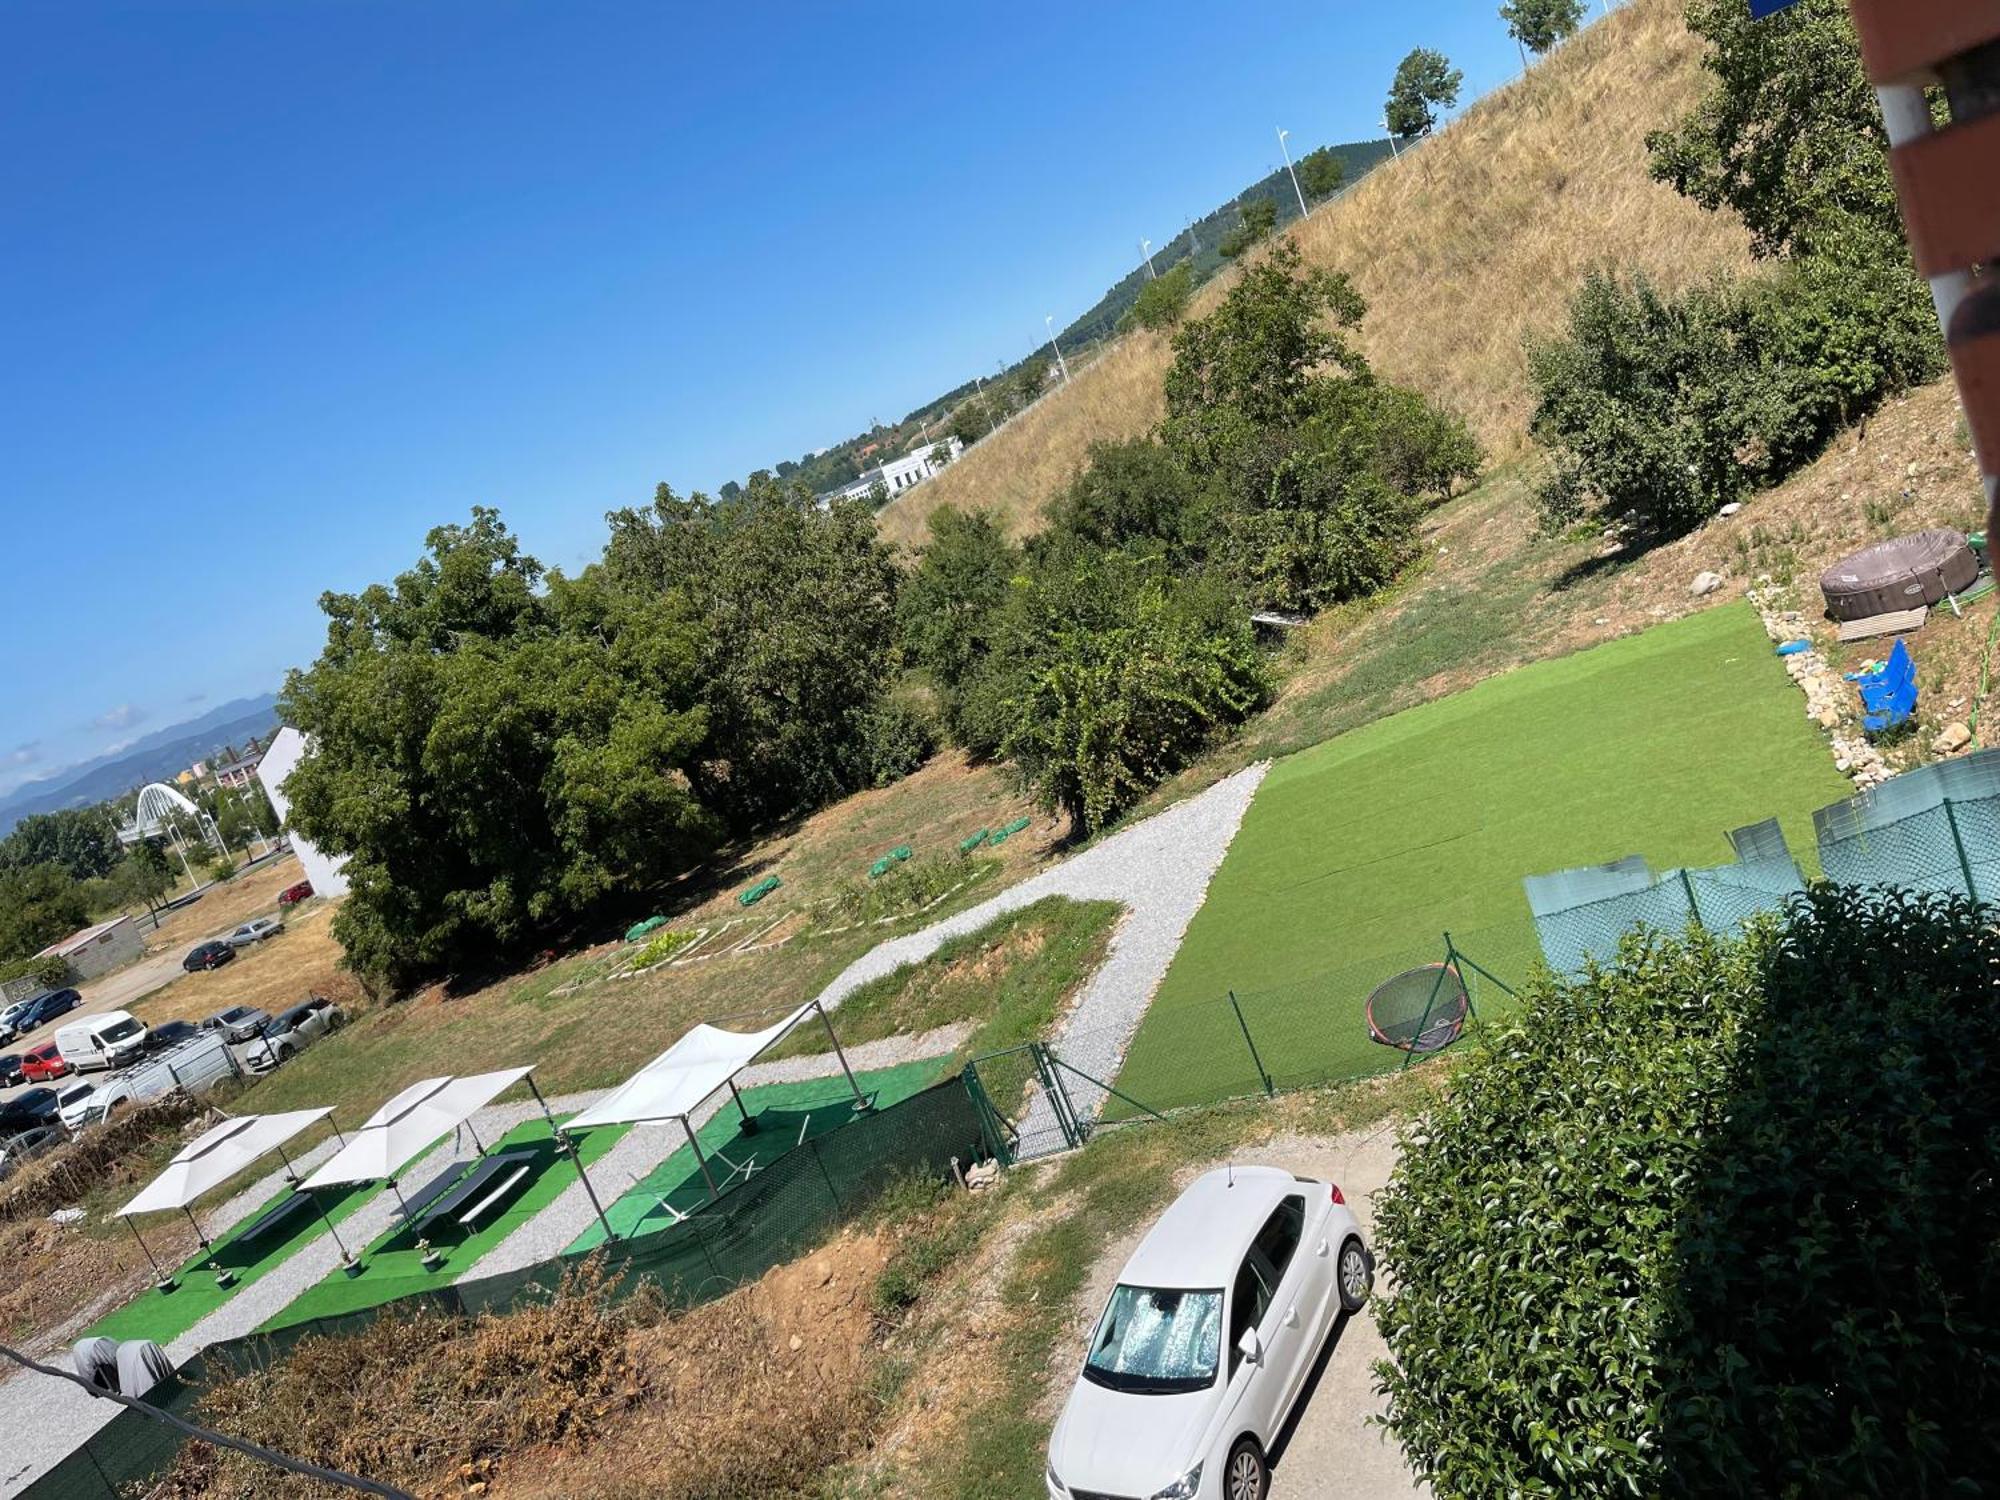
[1819,529,1978,622]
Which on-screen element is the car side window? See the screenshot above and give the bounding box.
[1253,1195,1307,1286]
[1227,1257,1271,1378]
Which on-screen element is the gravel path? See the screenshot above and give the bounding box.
[0,764,1266,1491]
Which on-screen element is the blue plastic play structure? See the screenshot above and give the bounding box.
[1856,639,1918,734]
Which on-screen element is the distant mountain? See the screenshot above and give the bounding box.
[0,693,281,834]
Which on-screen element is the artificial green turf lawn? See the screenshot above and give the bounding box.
[81,1179,379,1347]
[566,1057,948,1253]
[1115,603,1852,1111]
[256,1116,630,1332]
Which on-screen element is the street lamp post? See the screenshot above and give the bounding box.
[1383,118,1401,159]
[1044,315,1070,383]
[1276,127,1308,218]
[1140,239,1157,279]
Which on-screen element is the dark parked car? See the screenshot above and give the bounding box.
[276,880,314,907]
[183,941,236,972]
[0,1054,22,1088]
[145,1020,198,1052]
[10,988,82,1034]
[0,1124,62,1181]
[0,1087,60,1128]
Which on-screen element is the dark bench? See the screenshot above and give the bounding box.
[236,1191,315,1247]
[418,1150,538,1233]
[392,1161,471,1226]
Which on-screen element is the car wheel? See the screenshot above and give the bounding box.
[1337,1236,1373,1313]
[1224,1437,1269,1500]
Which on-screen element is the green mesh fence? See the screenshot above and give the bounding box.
[19,1076,990,1500]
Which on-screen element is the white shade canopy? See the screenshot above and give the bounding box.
[302,1067,534,1190]
[565,1003,819,1130]
[118,1108,332,1218]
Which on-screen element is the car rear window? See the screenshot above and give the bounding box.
[98,1019,143,1044]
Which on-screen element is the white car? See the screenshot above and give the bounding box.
[226,917,285,948]
[55,1079,130,1132]
[1047,1166,1372,1500]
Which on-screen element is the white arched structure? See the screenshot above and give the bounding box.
[119,781,226,885]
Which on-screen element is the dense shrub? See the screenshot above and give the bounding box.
[1376,886,2000,1497]
[860,696,939,787]
[1119,261,1195,333]
[1364,384,1483,502]
[1043,438,1209,562]
[1528,255,1940,535]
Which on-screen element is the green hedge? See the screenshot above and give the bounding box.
[1375,886,2000,1496]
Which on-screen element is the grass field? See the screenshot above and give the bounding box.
[1113,604,1850,1111]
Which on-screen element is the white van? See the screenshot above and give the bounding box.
[53,1010,150,1073]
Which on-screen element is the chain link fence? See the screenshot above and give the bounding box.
[19,1076,989,1500]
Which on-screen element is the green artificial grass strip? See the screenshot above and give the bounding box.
[82,1179,379,1346]
[256,1116,629,1332]
[566,1057,948,1254]
[1115,604,1851,1113]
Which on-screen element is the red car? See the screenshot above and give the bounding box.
[20,1042,69,1084]
[276,880,314,908]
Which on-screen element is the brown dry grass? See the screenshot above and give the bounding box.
[140,852,305,955]
[130,900,362,1029]
[875,0,1751,551]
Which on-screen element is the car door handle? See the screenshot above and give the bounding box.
[1315,1239,1329,1257]
[1285,1307,1300,1329]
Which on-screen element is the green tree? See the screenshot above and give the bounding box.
[1294,146,1346,202]
[898,508,1020,748]
[0,863,88,962]
[947,397,995,447]
[601,478,901,828]
[1501,0,1584,55]
[1646,0,1899,260]
[282,508,715,987]
[1044,438,1208,563]
[1385,48,1463,138]
[927,441,955,470]
[1119,261,1195,334]
[992,553,1267,833]
[0,808,121,882]
[1012,355,1052,404]
[1218,196,1278,259]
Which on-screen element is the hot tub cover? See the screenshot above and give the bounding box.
[1820,529,1977,621]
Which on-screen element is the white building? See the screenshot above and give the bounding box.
[256,727,351,899]
[821,435,964,505]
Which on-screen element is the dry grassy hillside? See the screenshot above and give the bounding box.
[877,0,1751,551]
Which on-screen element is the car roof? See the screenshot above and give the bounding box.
[1117,1166,1301,1289]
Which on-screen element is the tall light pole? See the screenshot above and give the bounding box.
[1188,218,1200,254]
[1044,315,1070,383]
[1383,117,1401,159]
[1276,127,1308,218]
[1140,238,1156,279]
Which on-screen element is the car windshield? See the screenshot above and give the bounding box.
[1082,1285,1222,1394]
[221,1008,252,1022]
[61,1085,92,1103]
[99,1019,143,1044]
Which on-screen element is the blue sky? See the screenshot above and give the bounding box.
[1,0,1538,798]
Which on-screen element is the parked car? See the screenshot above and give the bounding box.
[145,1020,198,1052]
[0,998,34,1043]
[249,997,345,1071]
[276,880,314,907]
[0,1087,61,1128]
[0,1124,62,1181]
[8,988,82,1035]
[54,1010,149,1073]
[54,1080,129,1132]
[200,1006,271,1044]
[225,917,285,948]
[183,941,236,972]
[1045,1166,1372,1500]
[18,1043,70,1084]
[0,1054,22,1088]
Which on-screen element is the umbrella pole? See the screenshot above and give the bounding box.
[680,1115,721,1199]
[727,1079,758,1133]
[327,1110,347,1149]
[528,1077,617,1244]
[525,1075,560,1133]
[305,1191,354,1265]
[180,1204,211,1251]
[814,1002,869,1110]
[464,1119,487,1156]
[126,1216,174,1289]
[274,1143,302,1187]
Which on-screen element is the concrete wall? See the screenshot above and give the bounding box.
[59,917,143,982]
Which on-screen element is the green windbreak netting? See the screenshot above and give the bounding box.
[1816,746,2000,901]
[21,1078,987,1500]
[568,1056,947,1252]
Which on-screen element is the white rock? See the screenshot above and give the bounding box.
[1933,722,1972,754]
[1719,502,1744,517]
[1836,756,1852,773]
[1691,571,1725,597]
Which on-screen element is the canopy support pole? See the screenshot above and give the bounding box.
[388,1178,412,1219]
[525,1076,616,1244]
[274,1142,302,1187]
[304,1190,354,1264]
[327,1110,348,1149]
[180,1204,210,1251]
[464,1118,487,1156]
[125,1216,175,1289]
[727,1079,758,1133]
[813,1002,868,1111]
[680,1115,721,1199]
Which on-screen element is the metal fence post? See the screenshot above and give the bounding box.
[1678,868,1706,932]
[1943,798,1980,901]
[1029,1044,1079,1150]
[1227,992,1275,1097]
